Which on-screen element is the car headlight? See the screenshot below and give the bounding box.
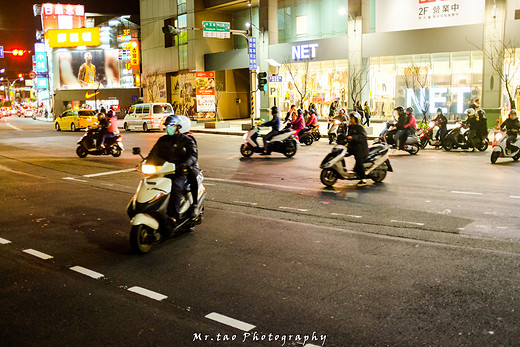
[141,164,157,174]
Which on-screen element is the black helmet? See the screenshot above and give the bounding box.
[437,108,443,113]
[477,109,486,116]
[406,107,413,114]
[297,108,303,115]
[271,106,278,115]
[163,115,181,127]
[394,106,404,113]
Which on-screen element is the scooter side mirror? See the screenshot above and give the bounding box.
[132,147,141,155]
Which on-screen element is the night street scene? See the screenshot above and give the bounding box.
[2,0,520,346]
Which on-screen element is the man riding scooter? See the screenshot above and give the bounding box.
[346,111,369,186]
[500,109,520,152]
[146,115,198,224]
[260,106,281,155]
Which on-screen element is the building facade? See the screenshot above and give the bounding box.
[140,0,520,125]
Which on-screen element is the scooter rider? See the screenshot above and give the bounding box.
[465,108,479,150]
[394,106,408,149]
[178,116,201,217]
[260,106,281,155]
[146,115,198,223]
[500,109,520,151]
[433,108,448,142]
[346,111,369,186]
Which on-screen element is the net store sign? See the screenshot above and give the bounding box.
[291,43,318,61]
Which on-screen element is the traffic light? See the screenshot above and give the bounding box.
[12,49,25,57]
[18,73,23,78]
[258,72,268,92]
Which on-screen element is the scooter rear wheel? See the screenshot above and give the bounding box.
[130,225,154,253]
[369,167,387,183]
[303,136,313,146]
[477,141,488,152]
[283,141,297,157]
[111,147,122,157]
[76,146,88,158]
[320,169,338,187]
[408,144,420,155]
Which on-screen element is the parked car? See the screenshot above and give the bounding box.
[123,103,173,132]
[54,109,98,131]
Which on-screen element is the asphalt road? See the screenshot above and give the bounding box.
[1,116,520,346]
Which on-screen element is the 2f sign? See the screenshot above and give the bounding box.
[292,43,318,61]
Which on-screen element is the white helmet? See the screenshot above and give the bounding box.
[178,115,191,134]
[466,108,476,116]
[349,111,361,124]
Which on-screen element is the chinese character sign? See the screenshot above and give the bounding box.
[42,3,85,30]
[375,0,485,33]
[34,43,48,73]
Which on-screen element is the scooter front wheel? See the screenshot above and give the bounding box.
[320,169,338,187]
[240,143,254,157]
[111,147,122,157]
[490,151,500,164]
[130,225,155,254]
[76,146,88,158]
[408,144,420,155]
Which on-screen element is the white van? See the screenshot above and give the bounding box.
[123,103,174,132]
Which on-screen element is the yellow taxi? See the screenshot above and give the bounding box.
[54,109,98,131]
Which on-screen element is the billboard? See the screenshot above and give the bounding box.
[375,0,485,33]
[42,3,85,30]
[196,71,215,113]
[55,49,121,89]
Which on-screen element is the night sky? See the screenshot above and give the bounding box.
[0,0,140,79]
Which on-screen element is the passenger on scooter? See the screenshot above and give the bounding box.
[99,110,118,148]
[306,109,318,128]
[260,106,281,155]
[346,111,369,186]
[500,109,520,151]
[334,109,349,135]
[477,109,488,143]
[290,108,305,139]
[394,106,408,149]
[146,115,198,223]
[95,112,110,149]
[465,108,479,150]
[433,108,448,142]
[285,105,296,122]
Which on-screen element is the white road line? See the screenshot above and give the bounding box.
[234,201,258,206]
[391,220,425,226]
[127,286,167,301]
[23,249,53,260]
[0,237,12,244]
[5,123,23,131]
[305,344,322,347]
[70,266,104,279]
[279,206,308,212]
[205,312,256,332]
[511,196,520,199]
[83,168,136,178]
[205,177,338,194]
[63,177,88,183]
[331,213,362,218]
[451,190,484,196]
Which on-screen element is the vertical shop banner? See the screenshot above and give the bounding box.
[375,0,485,33]
[34,43,48,73]
[195,71,215,113]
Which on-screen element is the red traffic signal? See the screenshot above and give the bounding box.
[18,73,23,78]
[13,49,25,57]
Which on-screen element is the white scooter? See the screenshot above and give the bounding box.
[240,124,298,157]
[126,147,206,253]
[490,130,520,163]
[320,139,393,187]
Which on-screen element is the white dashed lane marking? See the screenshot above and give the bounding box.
[23,249,53,260]
[451,190,483,196]
[511,196,520,199]
[70,266,104,279]
[279,206,309,212]
[205,312,256,332]
[331,212,362,218]
[127,286,168,301]
[391,220,425,226]
[63,177,88,183]
[234,201,258,206]
[0,237,12,244]
[83,168,136,178]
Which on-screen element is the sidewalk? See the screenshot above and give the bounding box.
[190,119,385,140]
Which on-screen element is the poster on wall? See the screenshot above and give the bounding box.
[375,0,485,33]
[55,49,121,89]
[196,71,215,113]
[171,73,197,119]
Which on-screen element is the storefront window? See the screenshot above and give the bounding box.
[278,59,348,118]
[369,51,482,121]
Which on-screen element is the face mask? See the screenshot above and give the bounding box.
[166,126,177,135]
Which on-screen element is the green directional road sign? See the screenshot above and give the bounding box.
[202,21,230,39]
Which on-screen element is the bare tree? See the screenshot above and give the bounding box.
[142,69,161,103]
[348,63,369,110]
[404,62,431,123]
[480,37,520,110]
[214,80,225,122]
[283,58,311,108]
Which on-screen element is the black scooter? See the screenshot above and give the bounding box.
[442,121,488,151]
[76,128,124,158]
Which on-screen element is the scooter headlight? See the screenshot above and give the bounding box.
[141,164,157,175]
[428,121,435,128]
[242,133,248,140]
[456,122,462,128]
[495,132,503,141]
[334,119,341,125]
